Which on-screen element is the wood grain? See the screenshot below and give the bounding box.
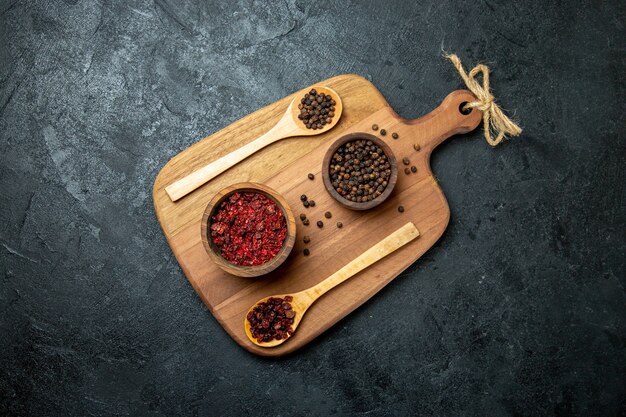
[153,74,481,356]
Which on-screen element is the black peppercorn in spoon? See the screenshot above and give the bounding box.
[244,222,420,347]
[165,86,343,202]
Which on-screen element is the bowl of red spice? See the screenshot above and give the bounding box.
[201,183,297,278]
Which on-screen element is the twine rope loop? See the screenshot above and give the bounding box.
[445,54,522,146]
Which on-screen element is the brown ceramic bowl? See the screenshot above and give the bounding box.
[322,132,398,210]
[201,182,296,278]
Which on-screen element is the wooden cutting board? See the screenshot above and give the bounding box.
[153,74,481,356]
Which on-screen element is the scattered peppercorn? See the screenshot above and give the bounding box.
[329,139,391,203]
[300,194,307,201]
[303,218,310,226]
[309,200,316,207]
[247,296,295,343]
[303,248,310,256]
[303,200,310,208]
[210,192,286,266]
[298,89,335,130]
[337,221,343,228]
[392,132,399,139]
[299,213,307,221]
[402,157,410,165]
[404,167,410,175]
[372,124,379,131]
[398,206,405,213]
[413,143,420,151]
[317,220,323,228]
[303,236,311,244]
[308,173,315,180]
[411,166,417,173]
[324,211,332,219]
[380,129,387,136]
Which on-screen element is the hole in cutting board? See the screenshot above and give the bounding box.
[459,102,473,115]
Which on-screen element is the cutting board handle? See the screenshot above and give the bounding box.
[403,89,483,152]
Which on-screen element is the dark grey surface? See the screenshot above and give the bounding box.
[1,0,625,416]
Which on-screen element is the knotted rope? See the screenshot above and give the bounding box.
[445,54,522,146]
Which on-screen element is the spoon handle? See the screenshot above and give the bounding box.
[165,128,281,202]
[306,222,420,300]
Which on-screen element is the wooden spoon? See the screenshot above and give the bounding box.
[165,86,343,202]
[244,222,420,347]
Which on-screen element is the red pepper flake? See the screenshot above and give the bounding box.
[210,192,287,266]
[247,296,296,343]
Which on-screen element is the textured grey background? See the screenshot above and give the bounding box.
[1,0,625,416]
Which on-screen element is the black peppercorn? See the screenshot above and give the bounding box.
[299,91,334,130]
[300,213,306,221]
[337,222,343,228]
[303,219,310,225]
[392,132,399,139]
[372,124,379,131]
[303,201,310,208]
[413,143,420,151]
[308,173,315,180]
[398,206,405,213]
[309,200,316,207]
[300,194,307,201]
[303,236,311,244]
[380,129,386,136]
[303,248,310,256]
[317,221,323,228]
[324,211,332,219]
[404,167,410,175]
[411,166,417,173]
[403,157,410,165]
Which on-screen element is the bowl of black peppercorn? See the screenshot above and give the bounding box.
[322,132,398,210]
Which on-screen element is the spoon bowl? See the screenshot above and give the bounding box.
[244,222,420,347]
[285,85,343,136]
[244,292,312,348]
